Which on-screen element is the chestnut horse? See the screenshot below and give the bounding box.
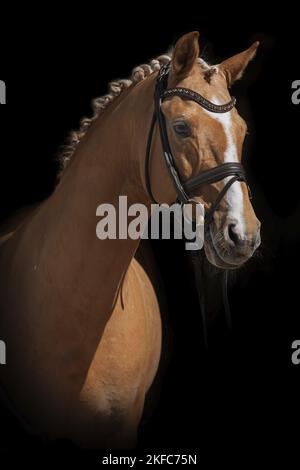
[0,32,261,448]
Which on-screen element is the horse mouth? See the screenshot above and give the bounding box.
[204,226,246,270]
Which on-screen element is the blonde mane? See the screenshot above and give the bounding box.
[58,53,174,176]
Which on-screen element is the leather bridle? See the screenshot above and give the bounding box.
[145,63,252,346]
[145,63,250,229]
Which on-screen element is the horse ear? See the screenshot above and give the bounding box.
[219,41,260,88]
[172,32,200,80]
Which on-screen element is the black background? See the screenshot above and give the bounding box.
[0,8,299,466]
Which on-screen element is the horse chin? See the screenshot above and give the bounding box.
[204,227,245,270]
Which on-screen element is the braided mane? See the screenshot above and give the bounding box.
[58,54,174,177]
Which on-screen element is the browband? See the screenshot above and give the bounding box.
[162,88,236,114]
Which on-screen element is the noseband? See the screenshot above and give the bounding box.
[145,63,252,346]
[145,63,250,228]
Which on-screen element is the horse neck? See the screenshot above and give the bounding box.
[39,75,155,323]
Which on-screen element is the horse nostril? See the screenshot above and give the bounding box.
[228,224,241,246]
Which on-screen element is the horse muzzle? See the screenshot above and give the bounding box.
[205,218,261,269]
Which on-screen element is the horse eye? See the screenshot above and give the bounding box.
[173,121,191,138]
